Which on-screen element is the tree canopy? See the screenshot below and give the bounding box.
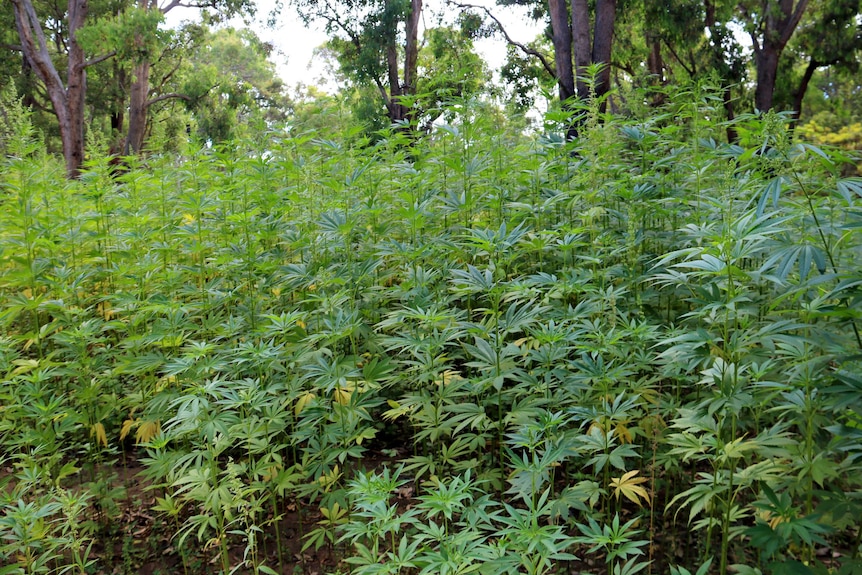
[2,0,861,172]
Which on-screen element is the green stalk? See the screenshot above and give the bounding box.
[788,167,862,350]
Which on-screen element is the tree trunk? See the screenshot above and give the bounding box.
[791,58,818,125]
[11,0,88,178]
[645,33,665,105]
[403,0,421,95]
[591,0,616,107]
[401,0,422,125]
[753,46,780,112]
[548,0,575,103]
[109,64,126,153]
[749,0,809,112]
[125,0,155,153]
[126,59,150,153]
[646,34,663,82]
[66,0,87,173]
[571,0,591,100]
[705,4,739,142]
[386,41,404,123]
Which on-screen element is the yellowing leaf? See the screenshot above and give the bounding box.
[319,502,341,520]
[91,423,108,448]
[317,465,341,491]
[119,418,135,442]
[615,422,634,444]
[432,370,462,387]
[135,420,161,445]
[318,502,348,526]
[272,287,282,297]
[98,300,114,320]
[382,400,414,421]
[159,334,184,348]
[355,428,376,445]
[261,464,282,482]
[156,375,177,392]
[294,392,316,416]
[10,359,39,376]
[611,469,650,507]
[333,384,354,405]
[182,213,195,225]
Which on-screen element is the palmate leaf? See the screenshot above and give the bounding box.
[91,422,108,448]
[668,472,728,523]
[670,557,713,575]
[759,243,827,281]
[549,481,600,519]
[610,469,650,507]
[674,253,727,274]
[449,265,496,294]
[836,177,862,203]
[756,176,785,217]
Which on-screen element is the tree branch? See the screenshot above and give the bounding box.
[84,51,116,67]
[736,3,762,53]
[611,60,635,76]
[159,0,184,13]
[662,38,693,76]
[373,76,392,110]
[452,2,556,79]
[146,92,193,106]
[779,0,809,47]
[11,0,66,96]
[315,1,364,52]
[156,57,184,92]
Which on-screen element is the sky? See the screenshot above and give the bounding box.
[164,0,544,92]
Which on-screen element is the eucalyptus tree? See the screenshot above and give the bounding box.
[178,26,292,143]
[122,0,255,153]
[496,0,618,107]
[738,0,810,112]
[460,0,618,137]
[781,0,861,121]
[7,0,115,177]
[294,0,423,125]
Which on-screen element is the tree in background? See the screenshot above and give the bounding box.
[5,0,259,175]
[409,21,489,128]
[76,5,178,153]
[121,0,254,153]
[299,2,489,132]
[294,0,423,125]
[7,0,114,177]
[779,0,861,121]
[184,27,291,142]
[738,0,809,112]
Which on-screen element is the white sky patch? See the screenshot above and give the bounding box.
[165,0,544,93]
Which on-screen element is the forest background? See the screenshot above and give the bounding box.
[1,0,861,175]
[2,1,862,575]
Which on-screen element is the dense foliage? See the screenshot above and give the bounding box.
[2,85,862,575]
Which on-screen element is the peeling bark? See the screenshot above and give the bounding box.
[11,0,88,178]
